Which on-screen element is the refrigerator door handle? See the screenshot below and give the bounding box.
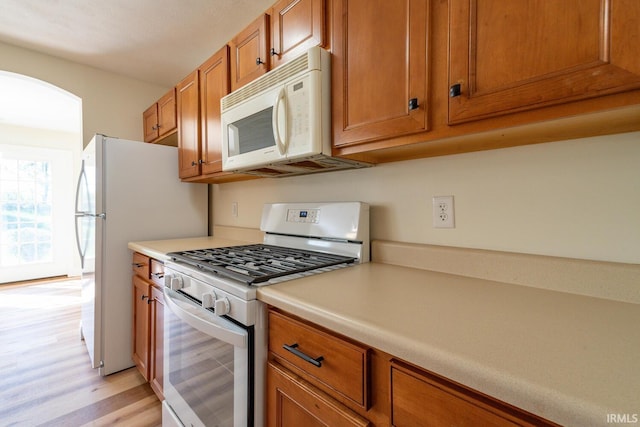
[75,161,89,269]
[75,160,87,213]
[76,212,105,218]
[75,215,86,269]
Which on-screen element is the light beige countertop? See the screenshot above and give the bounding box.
[127,226,264,260]
[128,236,254,261]
[258,263,640,427]
[129,233,639,426]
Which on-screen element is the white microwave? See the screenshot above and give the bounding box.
[221,47,370,177]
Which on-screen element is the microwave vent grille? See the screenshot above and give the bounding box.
[222,51,311,111]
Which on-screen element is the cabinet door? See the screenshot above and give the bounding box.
[229,14,270,91]
[331,0,429,148]
[143,103,158,142]
[150,285,164,400]
[267,361,370,427]
[132,275,151,380]
[271,0,326,69]
[448,0,640,124]
[157,88,176,137]
[176,70,201,179]
[200,45,230,175]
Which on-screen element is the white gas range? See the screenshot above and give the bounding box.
[161,202,369,427]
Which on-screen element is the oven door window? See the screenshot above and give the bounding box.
[164,288,251,427]
[227,107,276,156]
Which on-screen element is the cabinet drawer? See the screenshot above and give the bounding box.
[268,310,369,408]
[390,361,558,427]
[132,252,150,278]
[149,258,165,287]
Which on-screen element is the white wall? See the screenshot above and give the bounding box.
[1,41,171,278]
[0,41,168,145]
[3,42,636,265]
[212,131,640,264]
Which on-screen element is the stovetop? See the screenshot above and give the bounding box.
[167,244,357,285]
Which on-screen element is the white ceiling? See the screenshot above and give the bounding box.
[0,0,275,87]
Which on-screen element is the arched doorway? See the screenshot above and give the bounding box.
[0,71,82,283]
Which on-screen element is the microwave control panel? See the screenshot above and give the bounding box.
[286,208,320,224]
[288,77,310,140]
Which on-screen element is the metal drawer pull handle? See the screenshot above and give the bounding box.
[283,343,324,367]
[132,262,145,268]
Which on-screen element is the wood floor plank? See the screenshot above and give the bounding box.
[0,279,162,426]
[78,395,162,427]
[41,384,158,427]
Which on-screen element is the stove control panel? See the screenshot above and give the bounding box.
[262,202,369,248]
[287,208,320,224]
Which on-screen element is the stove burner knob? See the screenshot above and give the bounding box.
[214,297,230,316]
[169,275,183,291]
[201,292,217,309]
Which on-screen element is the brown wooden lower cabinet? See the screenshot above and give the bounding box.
[390,361,559,427]
[149,284,164,400]
[132,274,150,380]
[131,252,165,400]
[267,307,559,427]
[268,309,370,409]
[267,360,370,427]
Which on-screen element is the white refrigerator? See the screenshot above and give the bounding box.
[75,134,208,376]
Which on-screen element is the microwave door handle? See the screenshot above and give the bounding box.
[272,88,288,155]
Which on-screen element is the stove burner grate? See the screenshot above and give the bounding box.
[168,244,357,284]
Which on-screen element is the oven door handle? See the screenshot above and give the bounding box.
[164,287,247,348]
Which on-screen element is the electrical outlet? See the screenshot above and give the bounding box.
[231,202,238,218]
[432,196,454,228]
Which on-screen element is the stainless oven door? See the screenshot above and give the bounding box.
[163,287,251,427]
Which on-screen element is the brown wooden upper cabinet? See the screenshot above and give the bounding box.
[176,70,201,179]
[230,1,327,90]
[229,14,270,91]
[143,88,176,142]
[199,45,231,175]
[176,46,254,184]
[331,0,430,148]
[143,104,158,142]
[448,0,640,124]
[270,0,327,69]
[146,0,640,175]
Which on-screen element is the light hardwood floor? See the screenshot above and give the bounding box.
[0,279,162,426]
